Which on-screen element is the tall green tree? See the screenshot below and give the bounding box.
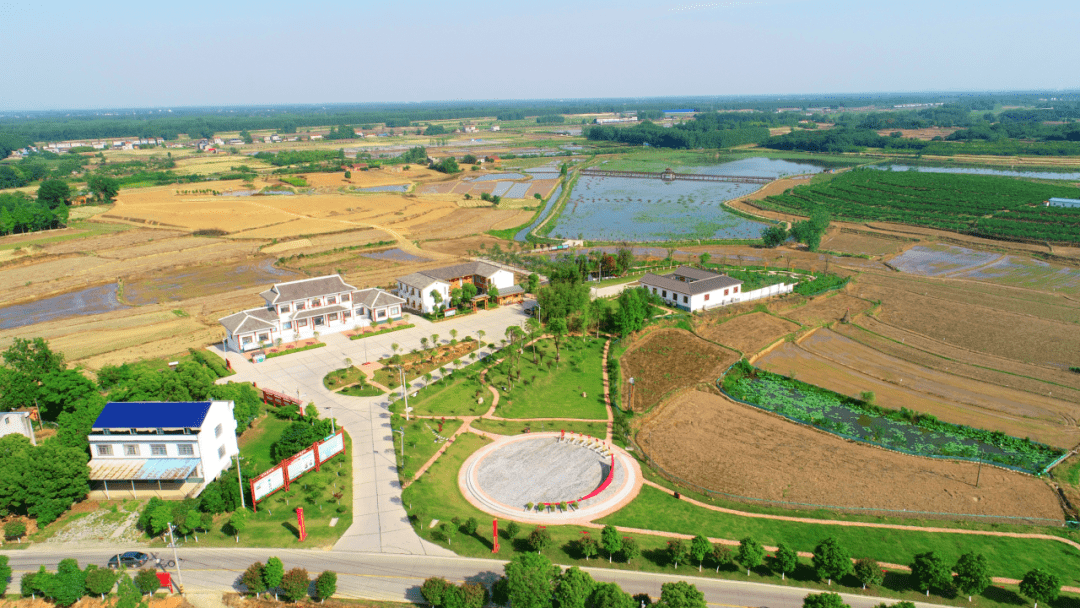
[84,565,118,599]
[737,537,765,575]
[0,434,90,524]
[51,559,87,607]
[666,538,687,569]
[37,180,71,208]
[263,557,285,598]
[281,568,310,603]
[589,582,635,608]
[854,558,884,590]
[0,337,65,413]
[1019,569,1060,608]
[711,543,733,573]
[554,566,595,608]
[761,224,789,247]
[87,174,120,202]
[770,544,798,580]
[659,581,706,608]
[0,555,11,596]
[690,535,712,572]
[813,537,853,586]
[953,552,991,602]
[910,552,951,596]
[504,552,559,608]
[314,571,337,603]
[803,592,849,608]
[241,562,267,596]
[601,525,622,563]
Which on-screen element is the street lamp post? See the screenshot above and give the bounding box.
[394,427,405,464]
[234,455,245,509]
[166,523,184,593]
[399,365,410,421]
[327,405,335,433]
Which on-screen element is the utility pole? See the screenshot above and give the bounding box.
[394,427,405,464]
[399,365,410,421]
[234,455,245,509]
[167,523,184,593]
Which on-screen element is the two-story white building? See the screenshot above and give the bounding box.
[219,275,404,352]
[395,261,516,314]
[87,401,239,499]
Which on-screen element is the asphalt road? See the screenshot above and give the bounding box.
[1,547,945,608]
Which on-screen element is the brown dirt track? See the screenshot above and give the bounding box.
[638,390,1064,521]
[699,312,800,356]
[756,330,1080,448]
[620,328,738,412]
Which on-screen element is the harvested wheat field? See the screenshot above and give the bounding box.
[756,330,1080,447]
[700,312,800,355]
[620,328,738,412]
[819,230,905,256]
[639,390,1064,521]
[780,292,873,325]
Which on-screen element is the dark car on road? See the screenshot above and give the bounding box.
[107,551,150,569]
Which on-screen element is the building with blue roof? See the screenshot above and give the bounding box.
[87,400,238,499]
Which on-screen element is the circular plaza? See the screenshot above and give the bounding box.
[459,432,641,523]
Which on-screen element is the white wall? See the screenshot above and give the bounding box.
[196,401,239,483]
[489,269,515,290]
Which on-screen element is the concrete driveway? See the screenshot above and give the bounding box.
[212,305,529,555]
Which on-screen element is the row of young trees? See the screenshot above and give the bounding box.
[17,558,162,607]
[241,558,337,602]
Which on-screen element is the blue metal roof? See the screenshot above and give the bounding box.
[93,402,212,430]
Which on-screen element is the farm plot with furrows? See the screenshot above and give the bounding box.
[638,390,1063,521]
[94,236,233,260]
[764,169,1080,244]
[405,208,531,240]
[525,179,559,199]
[504,182,532,198]
[79,325,224,371]
[467,172,527,182]
[353,184,410,193]
[723,362,1065,473]
[49,317,210,362]
[757,329,1080,448]
[620,328,738,412]
[123,259,300,305]
[951,255,1080,295]
[699,312,800,355]
[887,244,1002,277]
[779,292,872,325]
[819,231,905,256]
[491,182,515,197]
[40,229,188,255]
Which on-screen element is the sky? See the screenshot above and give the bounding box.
[3,0,1079,111]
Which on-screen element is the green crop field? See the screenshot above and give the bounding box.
[762,169,1080,243]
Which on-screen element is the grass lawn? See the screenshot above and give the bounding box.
[374,341,481,389]
[165,432,353,549]
[598,485,1080,583]
[340,384,383,397]
[470,418,607,438]
[237,413,294,472]
[400,432,1071,608]
[389,371,490,417]
[324,366,366,390]
[392,414,464,483]
[489,338,608,420]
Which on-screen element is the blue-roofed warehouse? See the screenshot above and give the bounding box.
[87,400,238,499]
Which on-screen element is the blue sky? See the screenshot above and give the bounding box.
[3,0,1078,110]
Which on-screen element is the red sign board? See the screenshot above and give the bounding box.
[492,518,499,553]
[155,572,172,592]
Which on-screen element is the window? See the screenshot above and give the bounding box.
[390,306,399,316]
[705,294,710,301]
[327,312,338,322]
[279,304,290,313]
[376,309,387,319]
[218,445,227,459]
[215,423,223,438]
[257,333,269,342]
[683,295,688,303]
[314,316,325,326]
[241,336,252,344]
[312,299,321,307]
[326,296,336,304]
[296,302,306,311]
[178,444,194,456]
[124,444,139,456]
[96,444,113,456]
[283,321,293,330]
[724,289,729,296]
[341,293,350,301]
[651,287,657,294]
[151,444,167,456]
[734,286,739,293]
[356,307,364,316]
[662,290,667,298]
[343,310,352,319]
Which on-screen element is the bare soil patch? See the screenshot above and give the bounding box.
[780,292,873,326]
[874,127,959,140]
[757,330,1080,448]
[620,328,738,412]
[699,312,800,355]
[820,230,904,256]
[638,390,1063,520]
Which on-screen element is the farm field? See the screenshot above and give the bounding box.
[620,328,738,412]
[762,169,1080,244]
[699,311,800,355]
[756,330,1080,448]
[778,292,873,326]
[888,244,1080,295]
[637,390,1063,521]
[819,230,906,256]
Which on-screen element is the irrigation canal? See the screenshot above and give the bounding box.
[579,168,773,184]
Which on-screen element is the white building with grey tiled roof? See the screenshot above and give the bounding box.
[218,274,404,352]
[395,260,516,314]
[639,266,744,312]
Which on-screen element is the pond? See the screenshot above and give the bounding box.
[468,173,527,182]
[870,164,1080,181]
[354,184,410,193]
[0,284,129,329]
[548,157,821,242]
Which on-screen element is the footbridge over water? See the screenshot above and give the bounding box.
[579,167,773,185]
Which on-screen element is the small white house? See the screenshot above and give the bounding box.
[395,261,515,314]
[218,274,404,353]
[640,266,743,312]
[87,401,239,499]
[0,411,35,445]
[396,272,449,314]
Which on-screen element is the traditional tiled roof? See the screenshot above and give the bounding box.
[496,284,525,296]
[292,304,349,321]
[260,275,356,305]
[421,261,503,281]
[640,269,742,296]
[397,272,443,290]
[353,288,405,308]
[218,307,278,335]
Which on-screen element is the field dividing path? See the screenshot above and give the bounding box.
[211,304,530,555]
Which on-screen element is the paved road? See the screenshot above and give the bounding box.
[0,548,948,608]
[214,305,532,556]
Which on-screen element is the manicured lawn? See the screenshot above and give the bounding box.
[470,418,607,438]
[401,432,494,540]
[489,338,608,420]
[598,485,1080,583]
[392,414,463,483]
[324,365,365,390]
[340,384,383,397]
[390,372,490,417]
[237,413,294,472]
[374,341,480,389]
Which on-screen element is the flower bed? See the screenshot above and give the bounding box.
[721,360,1063,474]
[348,322,415,340]
[263,341,326,359]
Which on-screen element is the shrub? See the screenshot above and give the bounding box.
[315,570,337,602]
[133,569,160,595]
[4,520,27,539]
[281,568,310,602]
[241,562,266,595]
